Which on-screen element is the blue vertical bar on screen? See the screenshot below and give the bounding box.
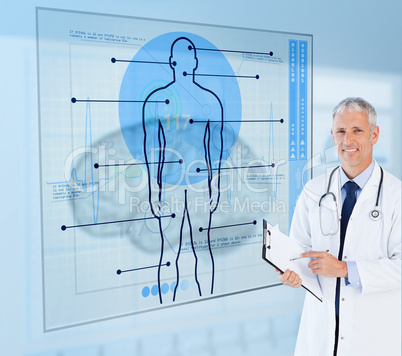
[288,39,299,231]
[298,41,307,161]
[288,40,298,162]
[288,39,309,231]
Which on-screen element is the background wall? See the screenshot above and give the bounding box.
[1,1,401,355]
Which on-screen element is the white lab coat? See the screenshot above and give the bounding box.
[290,161,401,356]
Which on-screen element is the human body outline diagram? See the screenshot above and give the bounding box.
[142,37,224,304]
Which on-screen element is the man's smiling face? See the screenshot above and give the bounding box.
[331,109,379,179]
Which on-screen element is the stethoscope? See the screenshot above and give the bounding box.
[318,165,383,236]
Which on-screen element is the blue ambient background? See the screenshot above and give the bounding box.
[1,0,401,355]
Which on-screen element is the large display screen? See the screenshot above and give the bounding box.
[37,8,312,331]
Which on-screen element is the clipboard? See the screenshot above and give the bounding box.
[262,219,323,302]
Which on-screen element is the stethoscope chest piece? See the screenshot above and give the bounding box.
[319,165,383,234]
[370,209,381,221]
[368,166,383,222]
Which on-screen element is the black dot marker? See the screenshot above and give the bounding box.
[183,71,187,77]
[116,269,122,275]
[166,261,171,267]
[165,99,170,104]
[94,163,99,169]
[71,97,76,103]
[280,119,284,123]
[272,163,275,168]
[196,168,200,173]
[256,75,260,80]
[253,220,257,225]
[189,119,194,124]
[199,227,203,232]
[179,159,183,164]
[61,225,66,231]
[111,58,116,63]
[172,61,177,66]
[171,213,176,218]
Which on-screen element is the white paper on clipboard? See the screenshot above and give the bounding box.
[262,220,323,302]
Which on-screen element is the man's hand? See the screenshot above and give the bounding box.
[276,269,302,288]
[301,251,348,278]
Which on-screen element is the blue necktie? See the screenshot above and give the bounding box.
[335,181,359,316]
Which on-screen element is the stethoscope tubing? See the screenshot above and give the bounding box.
[320,165,383,209]
[319,165,383,235]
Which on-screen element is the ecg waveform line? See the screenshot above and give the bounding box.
[218,102,285,205]
[217,101,283,200]
[47,99,145,224]
[267,102,276,199]
[49,99,100,224]
[256,102,286,200]
[85,99,99,224]
[268,102,275,165]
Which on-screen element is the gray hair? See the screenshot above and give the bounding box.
[332,97,377,131]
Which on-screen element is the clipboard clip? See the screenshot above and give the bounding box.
[263,219,271,249]
[265,230,271,249]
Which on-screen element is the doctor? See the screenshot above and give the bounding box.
[279,97,401,356]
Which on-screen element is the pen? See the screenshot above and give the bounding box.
[290,250,329,261]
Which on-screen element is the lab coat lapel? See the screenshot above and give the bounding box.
[328,167,342,218]
[353,161,381,211]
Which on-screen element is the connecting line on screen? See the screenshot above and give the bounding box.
[94,160,183,169]
[111,57,170,65]
[184,72,259,80]
[199,220,257,232]
[196,163,275,173]
[71,97,170,104]
[192,47,274,57]
[116,262,171,275]
[60,214,175,231]
[189,119,284,124]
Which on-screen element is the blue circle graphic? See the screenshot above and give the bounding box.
[119,32,242,185]
[170,281,177,292]
[142,286,150,298]
[180,279,189,291]
[151,284,159,296]
[161,283,169,294]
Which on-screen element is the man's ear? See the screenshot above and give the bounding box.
[371,126,379,145]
